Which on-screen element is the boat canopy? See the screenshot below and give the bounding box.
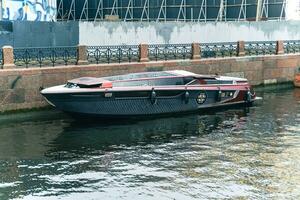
[65,70,245,88]
[103,71,175,81]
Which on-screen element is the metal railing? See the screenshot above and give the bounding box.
[87,45,139,64]
[245,41,277,56]
[148,44,192,61]
[13,46,77,68]
[201,42,237,58]
[1,40,300,69]
[284,40,300,54]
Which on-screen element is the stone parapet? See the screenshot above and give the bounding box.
[77,45,88,65]
[276,40,284,55]
[192,43,201,60]
[2,46,16,69]
[139,44,149,62]
[237,41,245,57]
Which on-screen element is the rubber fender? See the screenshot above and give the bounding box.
[216,90,222,102]
[150,89,157,104]
[245,91,252,103]
[184,91,189,104]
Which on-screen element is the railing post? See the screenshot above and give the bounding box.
[139,43,149,62]
[2,46,15,69]
[276,40,284,55]
[77,45,88,65]
[192,43,201,60]
[237,41,245,57]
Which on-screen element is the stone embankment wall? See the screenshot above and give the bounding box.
[0,53,299,112]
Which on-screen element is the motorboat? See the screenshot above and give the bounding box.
[40,70,260,117]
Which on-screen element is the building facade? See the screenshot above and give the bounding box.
[0,0,295,22]
[57,0,287,22]
[0,0,56,21]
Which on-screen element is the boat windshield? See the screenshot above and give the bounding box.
[104,71,175,81]
[112,77,195,87]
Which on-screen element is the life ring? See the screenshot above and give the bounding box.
[197,91,207,104]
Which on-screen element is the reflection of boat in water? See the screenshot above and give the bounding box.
[0,108,249,159]
[41,70,259,118]
[45,109,249,156]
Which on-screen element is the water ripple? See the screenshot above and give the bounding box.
[0,87,299,199]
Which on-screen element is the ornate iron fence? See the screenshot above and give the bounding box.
[200,42,237,58]
[245,41,276,56]
[284,40,300,54]
[87,45,139,64]
[13,46,77,68]
[3,40,300,69]
[148,44,192,61]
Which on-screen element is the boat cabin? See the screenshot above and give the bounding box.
[65,70,247,89]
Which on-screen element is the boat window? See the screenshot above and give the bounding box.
[148,77,185,86]
[112,77,186,87]
[204,79,233,85]
[113,80,148,87]
[65,82,79,88]
[183,77,195,85]
[186,78,204,85]
[66,82,102,88]
[104,71,174,81]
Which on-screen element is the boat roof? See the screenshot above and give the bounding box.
[102,70,216,81]
[168,70,198,76]
[67,70,246,87]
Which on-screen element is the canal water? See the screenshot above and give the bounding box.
[0,86,299,200]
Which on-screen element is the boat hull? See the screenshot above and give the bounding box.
[42,88,255,118]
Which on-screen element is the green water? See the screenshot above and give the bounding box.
[0,87,299,199]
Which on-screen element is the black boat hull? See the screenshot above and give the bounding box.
[43,89,253,118]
